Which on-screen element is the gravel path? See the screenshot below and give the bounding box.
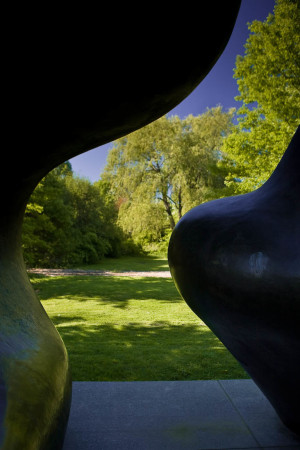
[27,268,172,278]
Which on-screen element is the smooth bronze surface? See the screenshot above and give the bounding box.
[168,126,300,435]
[0,3,241,448]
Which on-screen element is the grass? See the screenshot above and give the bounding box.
[77,254,170,272]
[30,266,249,382]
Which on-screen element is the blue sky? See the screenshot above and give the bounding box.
[70,0,276,183]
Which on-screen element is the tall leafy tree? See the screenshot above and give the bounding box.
[64,176,112,264]
[22,162,130,267]
[222,0,300,194]
[22,162,74,266]
[101,107,233,244]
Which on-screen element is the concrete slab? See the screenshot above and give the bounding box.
[63,380,300,449]
[219,380,300,448]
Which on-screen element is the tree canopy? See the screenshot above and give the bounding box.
[222,0,300,194]
[101,107,234,248]
[22,163,139,267]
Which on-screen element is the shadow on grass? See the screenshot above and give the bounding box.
[53,319,249,382]
[31,275,182,309]
[31,273,249,381]
[80,255,169,272]
[51,315,87,325]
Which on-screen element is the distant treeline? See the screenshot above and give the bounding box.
[22,163,140,268]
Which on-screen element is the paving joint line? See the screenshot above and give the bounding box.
[217,380,263,449]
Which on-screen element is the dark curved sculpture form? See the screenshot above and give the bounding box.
[0,3,241,448]
[168,125,300,435]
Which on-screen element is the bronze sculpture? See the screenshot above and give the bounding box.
[0,3,241,448]
[168,125,300,435]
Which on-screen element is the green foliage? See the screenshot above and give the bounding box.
[22,163,139,267]
[102,107,234,249]
[222,0,300,194]
[22,163,74,267]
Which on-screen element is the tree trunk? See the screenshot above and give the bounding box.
[178,188,183,219]
[162,194,176,229]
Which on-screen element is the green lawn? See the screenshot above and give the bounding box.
[78,254,170,272]
[30,269,249,381]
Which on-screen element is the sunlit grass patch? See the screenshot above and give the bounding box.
[30,274,249,381]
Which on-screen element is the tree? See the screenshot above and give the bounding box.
[222,0,300,194]
[22,162,132,267]
[22,162,75,267]
[101,107,234,246]
[64,176,112,264]
[176,109,235,211]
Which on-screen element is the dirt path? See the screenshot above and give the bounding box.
[27,268,172,278]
